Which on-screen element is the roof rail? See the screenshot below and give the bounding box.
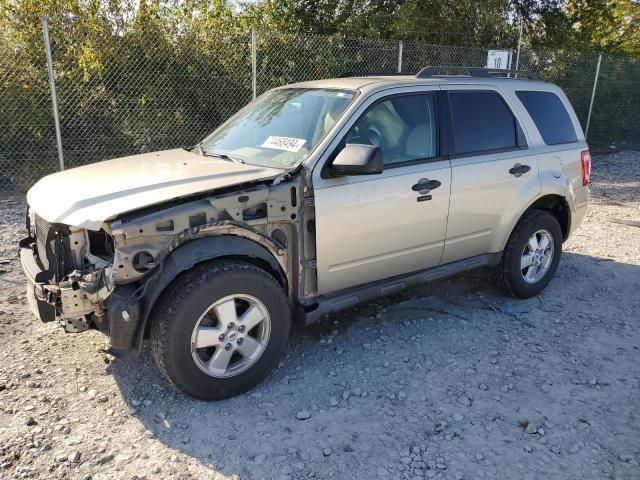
[416,66,538,80]
[338,71,406,78]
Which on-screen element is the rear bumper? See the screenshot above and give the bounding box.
[569,186,589,238]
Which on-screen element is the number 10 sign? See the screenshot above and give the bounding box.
[486,50,513,70]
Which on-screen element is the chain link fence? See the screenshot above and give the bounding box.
[0,26,59,192]
[1,21,638,192]
[54,31,254,172]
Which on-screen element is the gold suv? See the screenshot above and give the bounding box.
[20,67,590,399]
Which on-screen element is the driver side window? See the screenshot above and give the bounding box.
[346,94,437,166]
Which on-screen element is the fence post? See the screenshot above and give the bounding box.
[398,40,403,73]
[251,29,257,100]
[42,17,65,171]
[585,53,602,140]
[514,21,523,71]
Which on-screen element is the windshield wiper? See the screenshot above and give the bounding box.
[202,149,244,164]
[191,144,244,164]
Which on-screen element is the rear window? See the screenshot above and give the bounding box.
[516,91,577,145]
[449,91,523,156]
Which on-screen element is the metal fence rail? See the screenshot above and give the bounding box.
[0,20,638,192]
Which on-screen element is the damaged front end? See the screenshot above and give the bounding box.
[20,210,119,335]
[20,206,162,353]
[19,173,310,352]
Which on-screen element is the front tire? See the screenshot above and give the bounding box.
[494,209,562,298]
[150,260,291,400]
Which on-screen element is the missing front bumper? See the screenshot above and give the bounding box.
[20,239,56,323]
[20,237,141,350]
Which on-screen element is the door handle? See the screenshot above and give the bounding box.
[411,179,441,192]
[509,163,531,177]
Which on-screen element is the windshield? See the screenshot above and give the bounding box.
[200,88,356,169]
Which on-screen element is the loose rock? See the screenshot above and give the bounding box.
[295,410,311,420]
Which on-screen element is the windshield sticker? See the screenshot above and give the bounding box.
[261,136,306,153]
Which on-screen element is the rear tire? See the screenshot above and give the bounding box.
[150,260,291,400]
[493,209,562,298]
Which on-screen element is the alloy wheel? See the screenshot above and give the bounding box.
[190,294,271,378]
[520,229,554,284]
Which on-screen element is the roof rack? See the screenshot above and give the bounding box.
[338,71,407,78]
[415,66,538,80]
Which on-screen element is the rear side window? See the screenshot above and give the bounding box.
[449,91,524,156]
[516,91,577,145]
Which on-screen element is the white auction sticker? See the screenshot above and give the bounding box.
[261,136,306,152]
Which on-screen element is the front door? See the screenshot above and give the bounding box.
[313,91,452,295]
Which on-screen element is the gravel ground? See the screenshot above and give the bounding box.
[0,151,639,480]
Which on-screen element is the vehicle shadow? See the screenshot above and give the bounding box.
[107,251,640,479]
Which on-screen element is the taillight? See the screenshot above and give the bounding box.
[581,150,591,186]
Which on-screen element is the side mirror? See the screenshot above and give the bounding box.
[330,144,384,176]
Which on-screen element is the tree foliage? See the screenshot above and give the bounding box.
[529,0,639,54]
[242,0,638,53]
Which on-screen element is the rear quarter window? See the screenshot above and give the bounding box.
[516,91,578,145]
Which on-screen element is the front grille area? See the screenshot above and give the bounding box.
[34,214,72,280]
[34,214,52,270]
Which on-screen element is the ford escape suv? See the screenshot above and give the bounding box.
[20,67,590,400]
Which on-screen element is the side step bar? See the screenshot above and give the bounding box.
[300,252,502,325]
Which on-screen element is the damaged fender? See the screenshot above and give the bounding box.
[113,233,288,352]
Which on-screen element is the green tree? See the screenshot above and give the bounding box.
[530,0,639,54]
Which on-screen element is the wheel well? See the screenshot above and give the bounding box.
[224,254,288,290]
[142,254,288,341]
[526,195,571,240]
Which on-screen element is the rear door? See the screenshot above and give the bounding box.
[440,85,541,263]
